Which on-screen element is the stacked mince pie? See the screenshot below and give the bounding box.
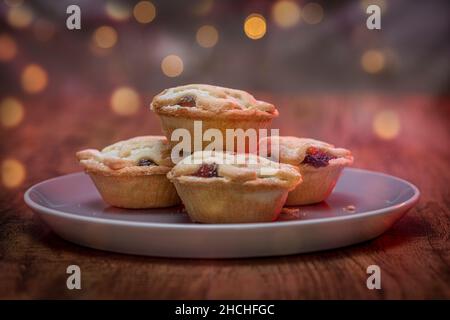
[77,84,353,223]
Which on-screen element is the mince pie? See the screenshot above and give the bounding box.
[76,136,180,208]
[150,84,278,152]
[167,150,301,223]
[259,136,353,205]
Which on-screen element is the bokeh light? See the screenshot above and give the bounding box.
[272,1,301,29]
[133,1,156,24]
[302,2,324,24]
[33,19,56,42]
[0,97,24,128]
[196,25,219,48]
[105,1,131,21]
[161,54,184,77]
[93,26,118,49]
[0,34,18,62]
[2,159,26,189]
[21,64,48,94]
[7,5,33,29]
[361,49,385,74]
[110,87,141,116]
[244,14,267,40]
[373,109,400,140]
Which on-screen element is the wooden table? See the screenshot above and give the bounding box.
[1,94,449,299]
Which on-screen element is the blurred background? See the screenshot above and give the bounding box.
[0,0,449,191]
[1,0,449,94]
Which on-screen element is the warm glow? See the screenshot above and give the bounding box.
[105,1,131,21]
[0,97,24,128]
[110,87,141,116]
[0,34,17,62]
[302,2,324,24]
[196,25,219,48]
[7,5,33,29]
[244,14,267,40]
[21,64,48,94]
[133,1,156,24]
[93,26,118,49]
[2,159,26,189]
[272,1,301,29]
[361,49,385,74]
[373,110,400,140]
[161,55,184,77]
[33,19,56,42]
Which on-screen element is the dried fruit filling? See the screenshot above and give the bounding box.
[178,95,196,108]
[301,147,337,168]
[138,159,156,166]
[194,163,218,178]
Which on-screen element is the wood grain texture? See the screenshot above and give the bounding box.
[0,94,449,299]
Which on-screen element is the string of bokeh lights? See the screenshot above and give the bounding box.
[0,0,398,189]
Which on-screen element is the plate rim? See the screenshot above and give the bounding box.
[24,168,420,230]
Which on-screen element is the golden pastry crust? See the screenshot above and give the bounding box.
[88,173,181,209]
[151,84,278,120]
[76,136,173,176]
[172,181,289,223]
[284,164,346,206]
[168,150,301,190]
[156,113,274,152]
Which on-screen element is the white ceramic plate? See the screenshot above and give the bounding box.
[24,168,419,258]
